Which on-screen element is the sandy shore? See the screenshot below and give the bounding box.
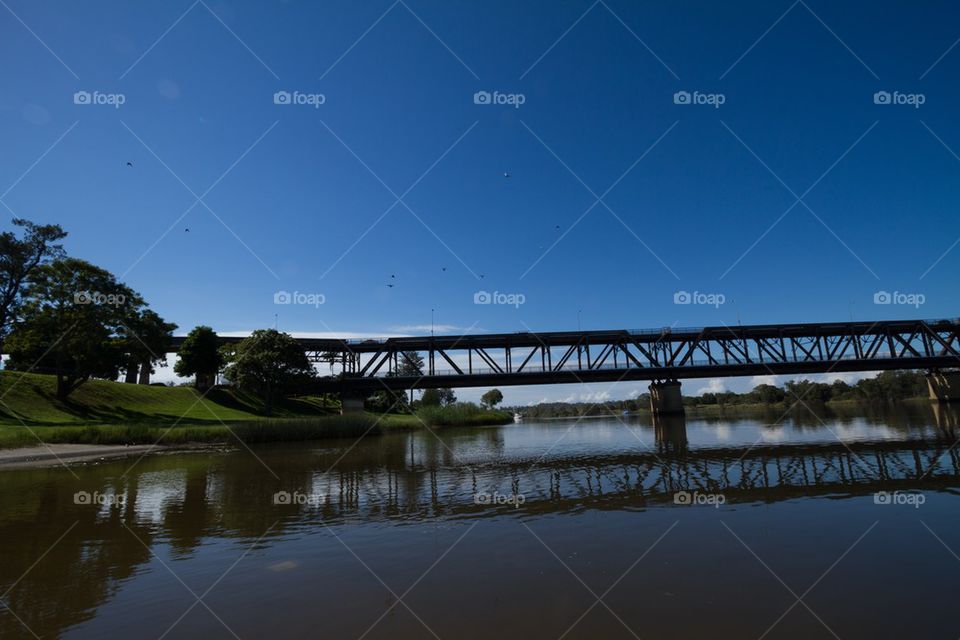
[0,443,212,470]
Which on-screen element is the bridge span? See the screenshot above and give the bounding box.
[171,317,960,412]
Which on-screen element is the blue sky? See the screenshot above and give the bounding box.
[2,0,959,403]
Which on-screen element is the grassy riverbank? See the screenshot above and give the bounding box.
[416,403,513,427]
[0,410,513,449]
[0,370,335,426]
[0,371,514,448]
[684,396,931,418]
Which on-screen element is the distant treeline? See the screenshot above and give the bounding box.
[514,370,930,418]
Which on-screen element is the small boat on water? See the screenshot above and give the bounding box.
[513,412,523,422]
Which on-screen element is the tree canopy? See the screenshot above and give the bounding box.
[481,388,504,409]
[221,329,315,414]
[119,309,177,381]
[5,258,143,399]
[174,326,222,390]
[0,218,66,355]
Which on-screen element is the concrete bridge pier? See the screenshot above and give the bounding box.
[649,380,684,415]
[927,371,960,403]
[340,390,366,415]
[653,413,688,454]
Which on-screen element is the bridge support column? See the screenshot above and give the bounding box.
[340,390,366,415]
[927,371,960,403]
[649,380,684,415]
[653,413,688,454]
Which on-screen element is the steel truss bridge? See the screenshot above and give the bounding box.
[171,318,960,392]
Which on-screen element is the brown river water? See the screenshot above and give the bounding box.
[2,403,959,639]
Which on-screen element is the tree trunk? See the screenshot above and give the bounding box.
[138,361,150,385]
[265,380,273,416]
[125,361,138,383]
[56,375,70,401]
[196,372,212,392]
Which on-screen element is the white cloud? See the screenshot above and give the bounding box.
[389,324,481,335]
[694,378,727,396]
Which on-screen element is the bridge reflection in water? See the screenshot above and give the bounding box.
[309,416,960,522]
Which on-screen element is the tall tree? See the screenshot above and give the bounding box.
[221,329,315,415]
[395,350,424,403]
[5,258,140,399]
[481,388,504,409]
[420,388,441,407]
[174,326,222,390]
[436,388,456,405]
[120,309,177,384]
[0,218,67,357]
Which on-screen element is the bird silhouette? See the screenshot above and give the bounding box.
[503,172,510,178]
[126,161,133,167]
[386,284,395,288]
[184,228,190,232]
[441,267,447,272]
[390,274,396,279]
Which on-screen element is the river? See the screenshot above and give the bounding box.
[2,403,959,639]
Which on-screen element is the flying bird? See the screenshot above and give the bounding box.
[184,228,190,232]
[126,161,133,167]
[387,284,395,288]
[503,172,510,178]
[441,267,447,272]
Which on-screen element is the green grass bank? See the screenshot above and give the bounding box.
[0,371,513,449]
